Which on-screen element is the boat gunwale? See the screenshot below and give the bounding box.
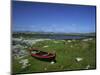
[29,48,56,59]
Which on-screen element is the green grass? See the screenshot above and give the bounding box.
[12,38,96,74]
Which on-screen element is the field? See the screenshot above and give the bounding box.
[12,33,96,74]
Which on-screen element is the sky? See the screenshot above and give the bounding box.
[12,1,96,33]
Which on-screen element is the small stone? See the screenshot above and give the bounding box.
[19,59,29,69]
[76,57,83,62]
[43,45,49,48]
[68,40,71,43]
[61,40,65,42]
[50,61,55,64]
[85,65,90,69]
[65,42,67,44]
[44,68,47,71]
[60,65,64,69]
[88,38,93,40]
[82,39,89,41]
[53,41,59,43]
[70,45,73,47]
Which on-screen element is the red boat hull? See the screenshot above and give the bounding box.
[29,48,56,61]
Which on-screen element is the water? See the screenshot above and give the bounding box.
[13,33,94,40]
[32,35,87,40]
[48,35,86,40]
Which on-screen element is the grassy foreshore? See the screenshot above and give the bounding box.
[12,37,96,74]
